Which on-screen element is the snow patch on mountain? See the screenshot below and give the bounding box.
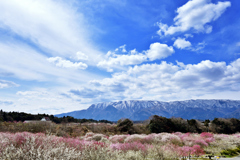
[55,99,240,121]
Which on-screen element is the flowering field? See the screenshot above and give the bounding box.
[1,132,240,159]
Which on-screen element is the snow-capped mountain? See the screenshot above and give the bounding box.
[55,99,240,121]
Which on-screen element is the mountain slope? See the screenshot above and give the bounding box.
[55,99,240,121]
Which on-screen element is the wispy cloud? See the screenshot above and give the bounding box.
[0,0,103,65]
[0,80,19,89]
[75,52,88,61]
[0,42,98,82]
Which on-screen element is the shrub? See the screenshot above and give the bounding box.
[148,115,175,133]
[92,134,107,141]
[117,119,134,133]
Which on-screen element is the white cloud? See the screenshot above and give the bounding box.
[97,43,174,72]
[76,52,88,60]
[173,38,192,49]
[188,41,206,52]
[0,0,106,87]
[184,34,193,38]
[70,88,104,98]
[236,42,240,47]
[97,53,147,72]
[98,45,147,72]
[11,89,89,114]
[157,0,231,36]
[119,44,127,53]
[0,0,104,65]
[115,44,127,53]
[173,60,227,88]
[47,56,88,70]
[0,42,99,82]
[130,49,138,55]
[17,90,48,96]
[88,58,240,102]
[146,42,174,61]
[0,80,19,89]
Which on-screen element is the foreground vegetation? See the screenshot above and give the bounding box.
[1,131,240,159]
[1,109,240,135]
[1,119,240,159]
[1,110,240,159]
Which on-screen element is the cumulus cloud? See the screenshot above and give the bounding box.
[97,54,147,72]
[47,57,88,70]
[173,60,227,88]
[0,80,19,89]
[97,43,174,72]
[157,0,231,36]
[173,38,192,49]
[89,58,240,101]
[146,42,175,61]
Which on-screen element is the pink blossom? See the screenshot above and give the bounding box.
[200,132,213,138]
[192,145,205,156]
[178,146,193,157]
[177,145,204,158]
[194,139,208,147]
[205,137,215,143]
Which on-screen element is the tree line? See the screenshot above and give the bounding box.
[1,110,240,134]
[0,110,112,124]
[117,115,240,134]
[148,115,240,134]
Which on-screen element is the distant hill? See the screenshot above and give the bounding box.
[55,99,240,121]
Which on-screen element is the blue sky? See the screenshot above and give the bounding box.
[0,0,240,114]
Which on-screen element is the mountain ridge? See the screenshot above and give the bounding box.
[55,99,240,121]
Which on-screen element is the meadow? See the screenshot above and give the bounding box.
[1,121,240,159]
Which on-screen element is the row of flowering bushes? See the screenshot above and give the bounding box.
[1,131,240,159]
